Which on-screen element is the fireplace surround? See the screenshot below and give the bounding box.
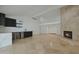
[64,31,72,39]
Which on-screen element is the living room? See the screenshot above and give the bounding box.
[0,5,79,54]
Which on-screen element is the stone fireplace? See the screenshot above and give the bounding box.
[60,5,78,40]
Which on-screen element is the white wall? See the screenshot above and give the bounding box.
[47,24,60,34]
[39,9,61,35]
[40,23,60,34]
[0,16,40,35]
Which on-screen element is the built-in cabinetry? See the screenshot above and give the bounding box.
[0,13,16,27]
[12,31,32,43]
[5,17,16,27]
[0,13,5,26]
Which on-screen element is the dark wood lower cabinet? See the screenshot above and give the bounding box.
[12,32,16,43]
[12,31,32,43]
[16,32,21,39]
[24,31,32,38]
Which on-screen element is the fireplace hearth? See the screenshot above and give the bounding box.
[64,31,72,39]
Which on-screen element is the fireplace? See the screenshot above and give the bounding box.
[64,31,72,39]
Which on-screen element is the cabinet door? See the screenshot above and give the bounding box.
[24,31,32,38]
[0,13,5,26]
[0,17,5,25]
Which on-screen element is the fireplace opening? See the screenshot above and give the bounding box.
[64,31,72,39]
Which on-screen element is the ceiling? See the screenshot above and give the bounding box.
[0,5,64,17]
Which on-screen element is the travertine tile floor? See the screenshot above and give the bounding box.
[0,34,79,54]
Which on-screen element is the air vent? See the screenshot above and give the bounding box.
[32,17,37,20]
